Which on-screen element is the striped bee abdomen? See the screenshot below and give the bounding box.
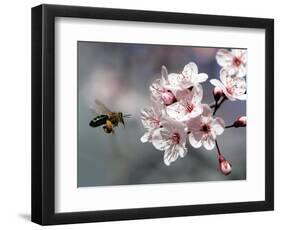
[89,114,109,127]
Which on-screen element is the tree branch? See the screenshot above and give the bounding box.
[225,124,235,128]
[215,140,221,156]
[213,97,226,115]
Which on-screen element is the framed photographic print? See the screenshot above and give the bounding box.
[31,4,274,225]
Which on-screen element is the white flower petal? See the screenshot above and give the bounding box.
[175,88,192,101]
[161,65,168,81]
[183,62,198,77]
[210,129,216,140]
[140,108,149,118]
[160,130,172,142]
[231,49,244,58]
[235,83,247,96]
[234,76,247,88]
[168,73,181,87]
[186,116,201,132]
[240,51,247,64]
[163,146,179,166]
[140,132,152,143]
[227,66,238,76]
[195,73,208,83]
[151,129,168,151]
[192,84,203,103]
[212,117,225,135]
[219,69,229,85]
[189,132,203,148]
[234,94,247,100]
[236,65,247,78]
[151,98,164,115]
[190,104,203,118]
[166,103,185,120]
[140,108,153,128]
[161,116,186,137]
[140,108,160,129]
[202,104,212,117]
[203,136,215,150]
[178,145,187,158]
[216,49,233,67]
[210,79,224,89]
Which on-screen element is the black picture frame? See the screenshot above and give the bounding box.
[31,4,274,225]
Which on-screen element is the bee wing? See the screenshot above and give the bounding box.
[89,101,98,115]
[94,99,112,114]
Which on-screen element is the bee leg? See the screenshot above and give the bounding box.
[106,120,113,130]
[102,125,111,133]
[102,120,114,134]
[107,120,116,135]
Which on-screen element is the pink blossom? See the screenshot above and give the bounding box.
[166,85,203,122]
[140,99,166,143]
[216,49,247,77]
[234,116,247,127]
[140,59,245,171]
[150,66,177,106]
[210,69,247,101]
[187,104,225,150]
[151,117,187,166]
[218,155,232,175]
[168,62,208,89]
[213,86,223,101]
[160,91,176,105]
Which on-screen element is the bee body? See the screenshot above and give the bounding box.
[89,100,130,134]
[89,114,109,127]
[108,112,124,127]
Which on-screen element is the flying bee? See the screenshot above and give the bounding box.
[89,99,131,134]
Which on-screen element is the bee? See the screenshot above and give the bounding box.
[89,99,131,134]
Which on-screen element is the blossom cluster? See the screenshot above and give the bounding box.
[140,49,247,175]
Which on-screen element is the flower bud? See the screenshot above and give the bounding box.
[213,87,223,101]
[161,90,176,106]
[218,155,232,176]
[234,116,246,127]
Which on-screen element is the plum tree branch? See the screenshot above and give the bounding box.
[213,97,226,115]
[215,140,221,156]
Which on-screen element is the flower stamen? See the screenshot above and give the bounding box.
[186,103,194,113]
[150,116,160,126]
[171,133,180,144]
[200,124,211,133]
[233,57,242,67]
[226,87,234,95]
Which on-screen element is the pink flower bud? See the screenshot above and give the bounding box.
[234,116,246,127]
[218,155,232,176]
[213,87,223,101]
[161,90,176,106]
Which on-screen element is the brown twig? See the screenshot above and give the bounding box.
[225,124,235,128]
[209,102,216,108]
[213,97,226,115]
[215,140,221,156]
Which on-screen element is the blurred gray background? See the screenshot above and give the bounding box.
[77,41,246,187]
